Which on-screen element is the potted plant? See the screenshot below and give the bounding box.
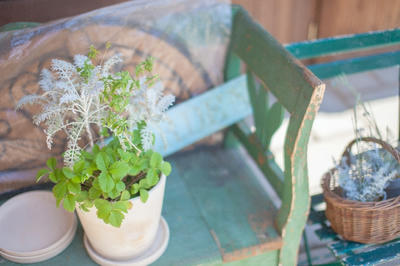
[16,44,174,261]
[322,96,400,244]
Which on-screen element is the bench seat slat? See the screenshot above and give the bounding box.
[343,241,400,265]
[328,240,368,257]
[153,163,222,266]
[162,147,282,263]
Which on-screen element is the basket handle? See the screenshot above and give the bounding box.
[342,137,400,166]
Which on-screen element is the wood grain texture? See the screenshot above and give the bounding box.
[286,29,400,60]
[170,147,282,263]
[277,71,324,265]
[230,8,323,114]
[309,193,400,265]
[309,50,400,79]
[153,161,222,266]
[317,0,400,39]
[232,0,317,43]
[227,7,325,265]
[222,250,279,265]
[246,71,284,150]
[343,241,400,265]
[231,121,284,198]
[153,75,251,157]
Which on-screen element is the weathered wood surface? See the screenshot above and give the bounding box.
[164,147,282,263]
[153,75,251,157]
[309,194,400,265]
[308,50,400,80]
[231,121,284,198]
[153,28,400,160]
[231,0,316,43]
[285,29,400,80]
[246,71,284,151]
[1,146,283,265]
[232,0,400,45]
[317,0,400,39]
[286,29,400,60]
[228,7,325,266]
[230,7,322,115]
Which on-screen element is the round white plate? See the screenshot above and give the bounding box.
[84,217,170,266]
[0,216,77,263]
[0,190,76,258]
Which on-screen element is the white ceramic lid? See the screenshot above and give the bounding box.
[0,190,76,257]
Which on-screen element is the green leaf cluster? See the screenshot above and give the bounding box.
[99,54,158,144]
[37,137,171,227]
[78,45,158,153]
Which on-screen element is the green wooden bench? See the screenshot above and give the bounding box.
[0,6,324,265]
[290,29,400,265]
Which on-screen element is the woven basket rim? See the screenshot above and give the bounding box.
[322,169,400,210]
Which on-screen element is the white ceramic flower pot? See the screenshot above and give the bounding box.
[76,174,166,260]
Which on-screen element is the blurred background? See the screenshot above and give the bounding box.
[1,0,400,42]
[1,0,399,264]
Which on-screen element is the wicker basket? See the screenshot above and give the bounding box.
[322,137,400,244]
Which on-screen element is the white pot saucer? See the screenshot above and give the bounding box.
[0,218,77,263]
[0,190,77,263]
[84,216,170,266]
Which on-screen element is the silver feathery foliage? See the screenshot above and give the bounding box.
[128,79,175,150]
[17,57,107,166]
[17,52,173,166]
[336,148,399,202]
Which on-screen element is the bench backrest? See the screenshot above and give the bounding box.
[155,6,325,265]
[228,7,324,265]
[286,28,400,79]
[286,28,400,140]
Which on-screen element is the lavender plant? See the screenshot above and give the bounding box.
[17,45,174,227]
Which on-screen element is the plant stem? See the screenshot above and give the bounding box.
[126,172,146,188]
[86,123,94,147]
[123,132,141,155]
